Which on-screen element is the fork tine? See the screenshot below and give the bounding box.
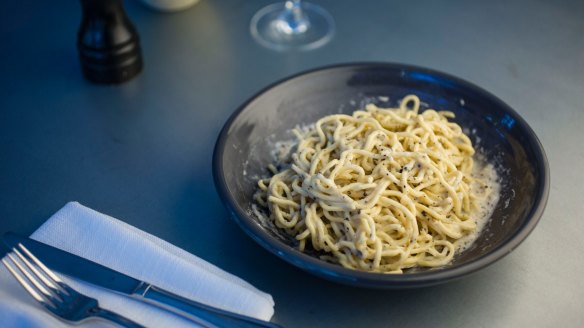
[4,245,145,328]
[2,255,48,304]
[16,243,72,297]
[13,246,60,293]
[6,251,55,299]
[17,243,63,284]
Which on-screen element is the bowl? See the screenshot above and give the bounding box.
[213,63,549,288]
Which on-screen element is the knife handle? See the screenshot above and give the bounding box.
[136,284,280,328]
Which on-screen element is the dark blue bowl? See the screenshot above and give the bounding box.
[213,63,549,288]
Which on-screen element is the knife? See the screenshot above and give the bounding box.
[2,233,279,328]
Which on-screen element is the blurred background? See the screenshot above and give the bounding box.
[1,0,583,326]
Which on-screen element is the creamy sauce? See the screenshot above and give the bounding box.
[456,161,501,253]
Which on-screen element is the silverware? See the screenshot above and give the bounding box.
[3,233,280,328]
[2,242,144,328]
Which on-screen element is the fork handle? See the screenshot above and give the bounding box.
[139,285,280,328]
[92,307,145,328]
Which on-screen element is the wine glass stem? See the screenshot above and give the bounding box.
[277,0,310,35]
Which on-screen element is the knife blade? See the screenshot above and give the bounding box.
[3,232,279,328]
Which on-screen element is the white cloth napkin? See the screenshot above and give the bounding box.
[0,202,275,327]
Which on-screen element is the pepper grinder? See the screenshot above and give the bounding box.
[78,0,143,84]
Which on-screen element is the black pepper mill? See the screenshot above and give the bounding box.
[78,0,143,84]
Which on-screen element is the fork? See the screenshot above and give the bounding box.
[2,243,145,328]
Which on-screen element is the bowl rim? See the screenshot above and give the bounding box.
[212,62,550,288]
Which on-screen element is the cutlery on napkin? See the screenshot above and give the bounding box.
[0,202,275,327]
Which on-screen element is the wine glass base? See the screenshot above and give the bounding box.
[250,2,335,51]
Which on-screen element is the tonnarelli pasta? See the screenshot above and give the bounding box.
[253,95,499,273]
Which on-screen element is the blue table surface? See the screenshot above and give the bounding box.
[1,0,583,326]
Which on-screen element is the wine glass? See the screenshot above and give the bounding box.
[250,0,335,51]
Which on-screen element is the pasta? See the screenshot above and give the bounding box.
[253,95,499,273]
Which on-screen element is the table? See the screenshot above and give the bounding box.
[1,0,583,326]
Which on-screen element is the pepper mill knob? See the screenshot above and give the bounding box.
[78,0,143,84]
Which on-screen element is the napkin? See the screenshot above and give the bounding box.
[0,202,275,327]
